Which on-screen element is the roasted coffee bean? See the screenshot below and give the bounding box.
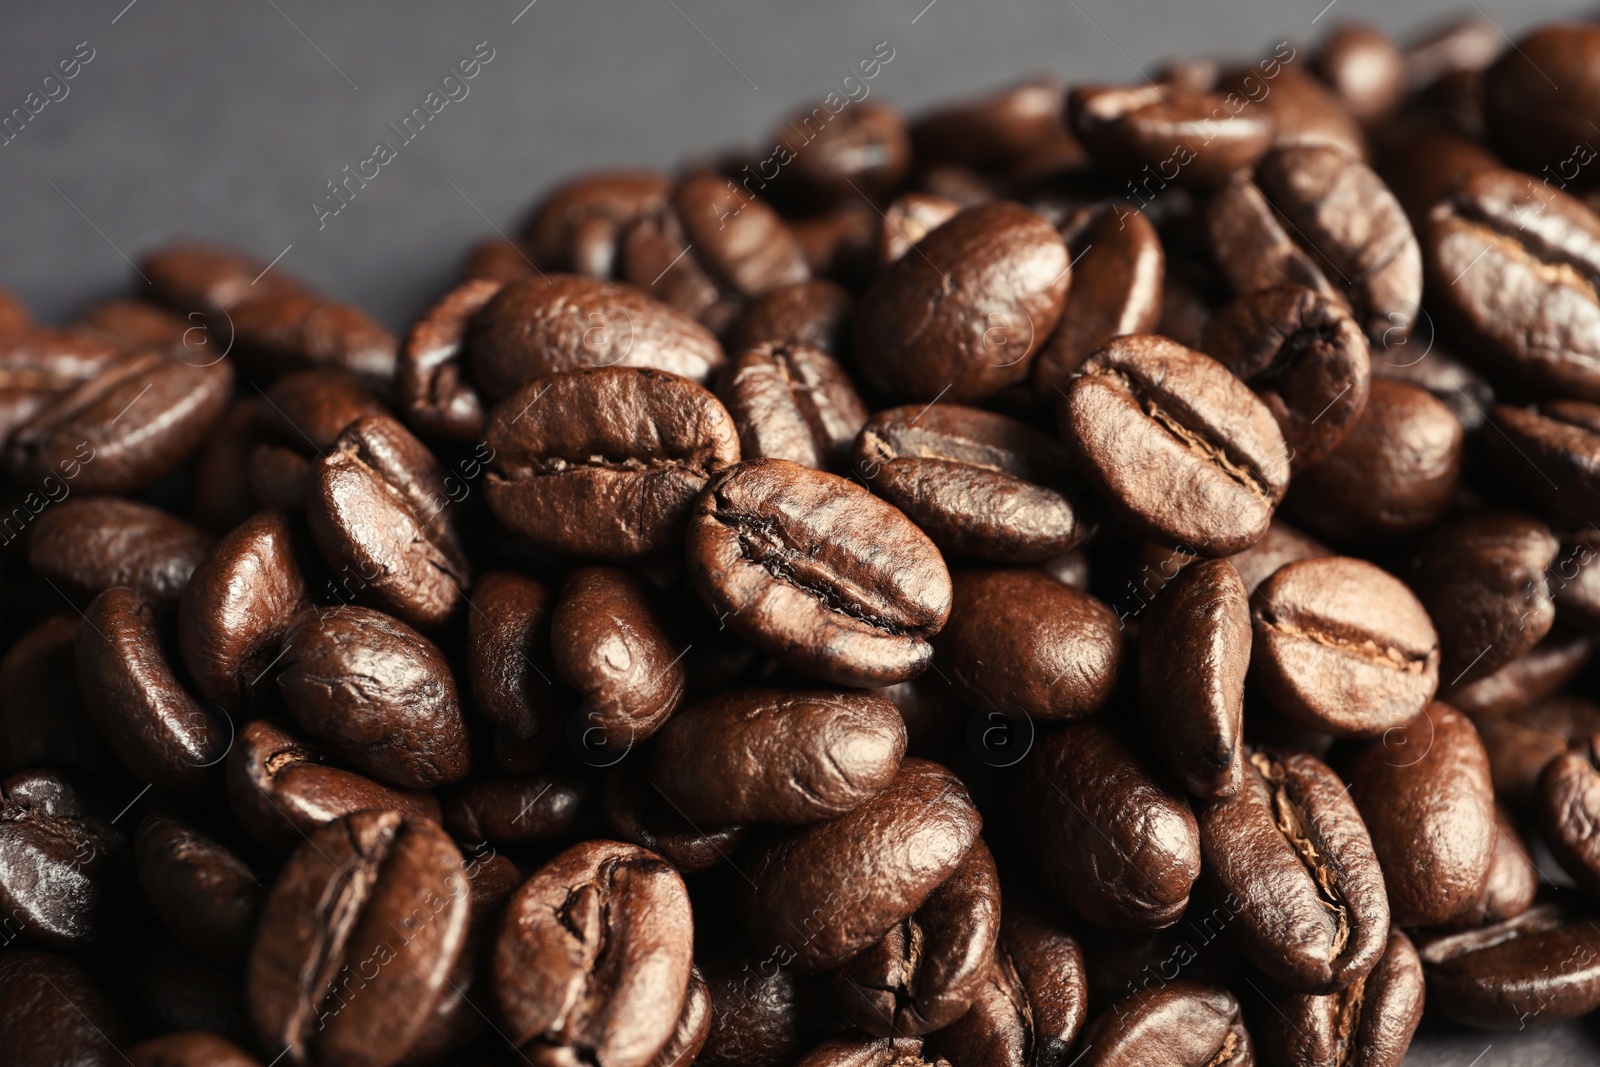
[1424,166,1600,399]
[935,568,1122,721]
[875,192,964,268]
[1535,744,1600,898]
[552,566,685,755]
[229,292,397,392]
[912,77,1065,171]
[0,770,111,950]
[177,509,309,712]
[1417,895,1600,1028]
[1448,634,1592,719]
[0,615,110,774]
[1017,720,1200,928]
[260,366,389,452]
[1485,402,1600,525]
[469,275,725,401]
[652,173,810,319]
[1067,83,1275,185]
[650,687,904,825]
[307,415,471,628]
[135,811,261,964]
[1251,556,1439,737]
[485,366,739,561]
[78,585,230,796]
[249,443,314,510]
[248,809,469,1067]
[129,1032,263,1067]
[687,459,952,687]
[854,201,1071,404]
[7,350,232,494]
[856,404,1088,563]
[1217,63,1365,159]
[1408,512,1558,684]
[1254,926,1424,1067]
[647,968,712,1067]
[1476,695,1600,810]
[1225,517,1330,597]
[28,496,211,606]
[773,101,911,206]
[1059,334,1289,555]
[1286,378,1461,541]
[395,279,500,444]
[740,758,980,971]
[1481,24,1600,177]
[277,605,470,789]
[144,241,306,316]
[524,169,671,275]
[1031,205,1164,401]
[1139,558,1250,798]
[697,955,808,1067]
[77,295,218,354]
[1550,530,1600,630]
[0,326,125,450]
[601,759,748,873]
[835,837,1001,1036]
[495,839,694,1067]
[464,571,570,773]
[187,396,271,533]
[1197,748,1389,993]
[0,949,128,1067]
[1076,980,1252,1067]
[225,717,440,854]
[1369,341,1492,431]
[797,1036,950,1067]
[1457,803,1539,928]
[725,279,854,358]
[1200,285,1371,471]
[717,341,866,471]
[1312,23,1406,126]
[1346,701,1496,927]
[441,768,587,846]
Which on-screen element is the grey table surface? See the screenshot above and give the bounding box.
[4,2,1600,1064]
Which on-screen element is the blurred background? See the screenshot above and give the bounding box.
[0,0,1590,331]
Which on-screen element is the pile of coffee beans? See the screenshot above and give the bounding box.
[9,13,1600,1067]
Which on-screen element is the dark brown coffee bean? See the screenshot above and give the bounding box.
[78,297,192,355]
[8,351,232,494]
[772,101,911,206]
[248,809,469,1067]
[1198,748,1389,993]
[485,366,739,561]
[260,366,389,452]
[725,279,854,359]
[797,1036,951,1067]
[0,326,124,451]
[0,770,111,950]
[697,955,807,1067]
[1251,556,1439,738]
[670,172,810,301]
[1031,205,1164,402]
[524,169,671,275]
[1535,745,1600,899]
[792,202,879,283]
[130,1032,262,1067]
[1077,980,1252,1067]
[856,404,1088,563]
[494,839,694,1067]
[650,686,904,825]
[1485,402,1600,525]
[1067,83,1275,185]
[646,968,712,1067]
[469,275,725,401]
[687,459,952,687]
[441,767,587,846]
[1217,62,1365,158]
[277,605,470,789]
[855,202,1071,404]
[1417,895,1600,1029]
[740,758,980,972]
[1408,512,1558,685]
[875,192,964,269]
[395,279,500,444]
[1059,334,1289,556]
[178,510,310,713]
[27,496,212,606]
[601,759,748,873]
[717,341,866,471]
[1456,803,1539,929]
[835,837,1001,1036]
[1369,341,1492,431]
[464,571,570,773]
[249,443,314,511]
[1225,518,1331,597]
[1201,285,1371,471]
[1016,720,1200,928]
[1481,24,1600,177]
[1551,530,1600,631]
[134,811,261,964]
[78,586,230,797]
[912,77,1065,171]
[1313,23,1407,126]
[229,292,397,392]
[225,718,440,854]
[1476,695,1600,811]
[1140,558,1249,798]
[1346,701,1496,927]
[1449,635,1592,720]
[143,242,306,316]
[0,615,110,774]
[0,949,128,1067]
[935,567,1122,721]
[1254,926,1424,1067]
[1286,378,1461,542]
[187,396,270,533]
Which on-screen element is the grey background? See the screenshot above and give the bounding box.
[4,2,1600,1064]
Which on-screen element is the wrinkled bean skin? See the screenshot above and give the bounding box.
[1418,896,1600,1028]
[796,1036,951,1067]
[485,367,740,561]
[28,497,212,606]
[77,586,230,797]
[1016,721,1200,928]
[0,950,129,1067]
[469,276,725,400]
[935,568,1122,721]
[277,605,471,789]
[178,510,309,713]
[854,202,1071,404]
[855,404,1087,563]
[1140,559,1250,799]
[494,840,695,1067]
[686,459,953,688]
[1250,556,1440,738]
[717,341,867,471]
[740,758,981,972]
[135,812,262,965]
[1077,980,1252,1067]
[465,571,571,773]
[395,278,500,443]
[1345,702,1496,928]
[0,770,112,950]
[1197,748,1389,994]
[650,687,905,825]
[248,810,469,1067]
[1059,334,1289,556]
